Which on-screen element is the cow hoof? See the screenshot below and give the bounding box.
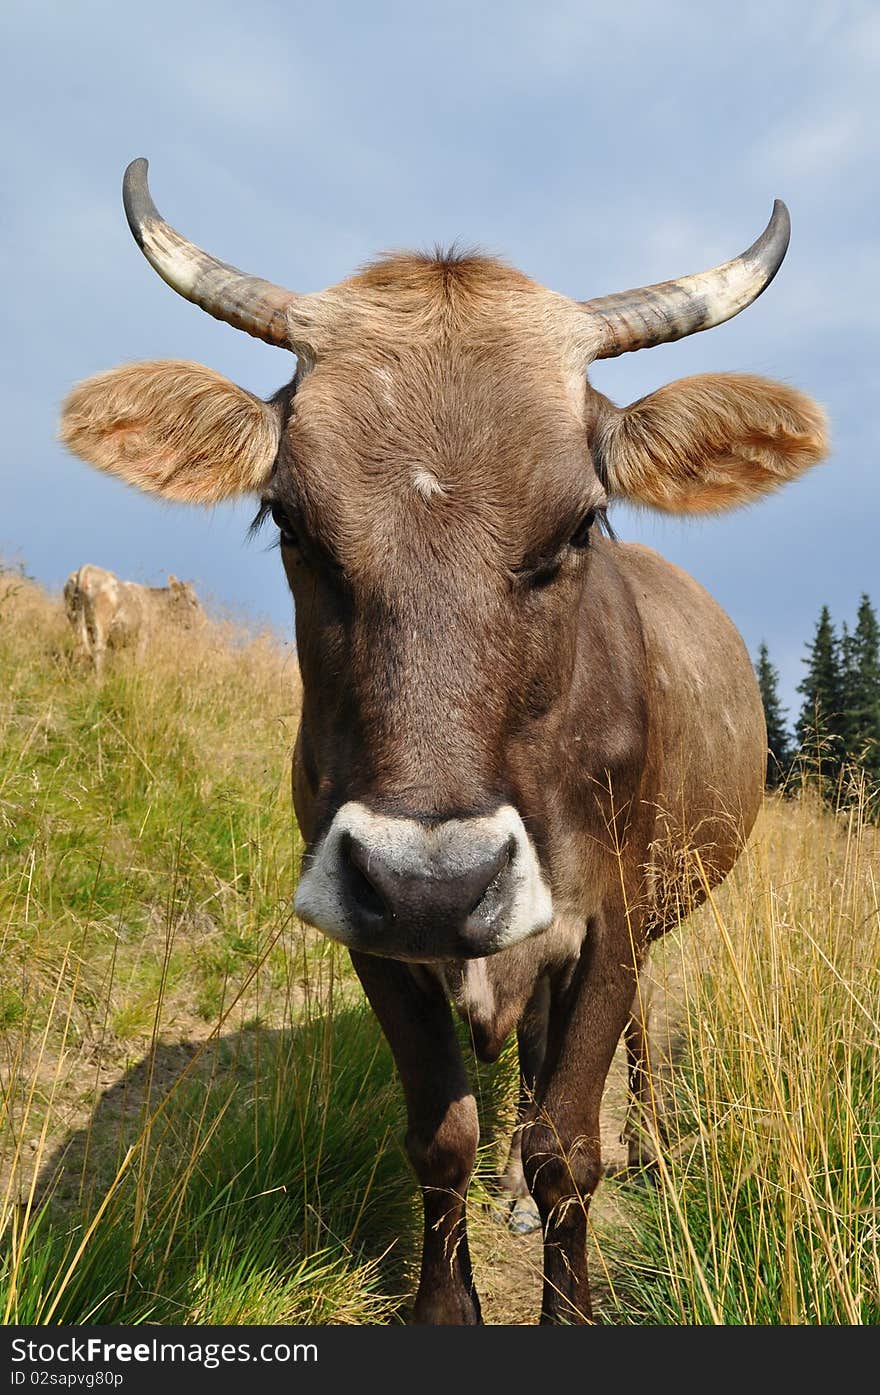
[412,1293,482,1325]
[507,1195,541,1235]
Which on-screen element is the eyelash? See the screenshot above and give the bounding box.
[514,509,598,588]
[270,502,299,546]
[266,501,350,588]
[568,508,596,550]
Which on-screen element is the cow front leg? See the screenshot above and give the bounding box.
[350,951,481,1325]
[521,917,639,1324]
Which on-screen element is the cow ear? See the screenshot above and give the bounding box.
[60,360,281,504]
[593,373,828,513]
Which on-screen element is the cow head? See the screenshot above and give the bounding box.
[61,160,827,961]
[165,575,202,623]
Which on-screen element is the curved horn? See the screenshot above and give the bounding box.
[581,200,791,360]
[122,158,303,349]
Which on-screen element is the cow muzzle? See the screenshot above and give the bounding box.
[294,802,553,960]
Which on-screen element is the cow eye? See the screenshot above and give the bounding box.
[568,509,596,550]
[270,502,299,547]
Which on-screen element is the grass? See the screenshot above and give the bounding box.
[1,561,878,1324]
[1,564,305,1036]
[0,564,517,1322]
[3,1003,417,1324]
[594,790,880,1325]
[0,565,411,1322]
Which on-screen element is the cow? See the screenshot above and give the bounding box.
[63,563,202,674]
[59,159,827,1324]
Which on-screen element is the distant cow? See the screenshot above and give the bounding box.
[60,159,827,1324]
[63,564,202,673]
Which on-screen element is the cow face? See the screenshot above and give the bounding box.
[166,575,202,622]
[60,162,828,962]
[265,262,610,959]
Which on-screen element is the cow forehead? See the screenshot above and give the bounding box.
[281,343,598,571]
[293,337,589,454]
[272,252,603,567]
[291,249,594,449]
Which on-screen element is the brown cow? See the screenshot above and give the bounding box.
[64,563,202,674]
[60,159,827,1324]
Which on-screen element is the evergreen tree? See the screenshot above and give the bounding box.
[839,621,859,759]
[795,605,846,784]
[755,641,791,787]
[848,594,880,788]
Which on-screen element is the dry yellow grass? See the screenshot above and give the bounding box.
[471,793,879,1324]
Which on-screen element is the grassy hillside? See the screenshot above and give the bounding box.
[1,563,878,1324]
[1,564,305,1038]
[0,565,420,1322]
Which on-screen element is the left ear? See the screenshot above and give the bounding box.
[60,360,280,504]
[592,373,828,513]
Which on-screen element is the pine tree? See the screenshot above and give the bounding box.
[755,642,791,787]
[848,594,880,788]
[839,621,859,760]
[795,605,846,785]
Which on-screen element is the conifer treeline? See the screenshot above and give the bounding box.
[755,595,880,806]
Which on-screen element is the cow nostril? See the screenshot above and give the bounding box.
[467,837,515,917]
[342,834,389,921]
[340,829,517,935]
[347,862,387,919]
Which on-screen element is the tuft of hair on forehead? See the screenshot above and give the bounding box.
[348,245,535,313]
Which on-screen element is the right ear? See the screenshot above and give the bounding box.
[59,360,281,503]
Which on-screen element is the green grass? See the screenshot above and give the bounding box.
[0,567,304,1035]
[2,571,302,1009]
[4,1003,416,1324]
[0,567,398,1322]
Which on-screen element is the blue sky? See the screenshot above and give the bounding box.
[3,1,878,718]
